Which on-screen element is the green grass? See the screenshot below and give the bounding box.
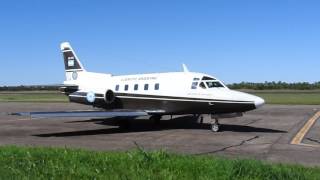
[0,91,68,102]
[0,146,319,179]
[250,91,320,105]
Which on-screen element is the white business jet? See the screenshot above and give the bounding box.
[16,42,265,132]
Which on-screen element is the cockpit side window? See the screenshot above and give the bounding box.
[191,77,200,89]
[191,82,198,89]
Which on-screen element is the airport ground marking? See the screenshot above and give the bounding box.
[291,111,320,146]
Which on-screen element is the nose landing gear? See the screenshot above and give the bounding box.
[210,115,220,132]
[211,120,220,132]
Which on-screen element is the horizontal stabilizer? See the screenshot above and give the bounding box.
[59,85,79,94]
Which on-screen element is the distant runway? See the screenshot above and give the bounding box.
[0,102,320,166]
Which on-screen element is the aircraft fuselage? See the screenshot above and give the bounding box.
[64,71,264,115]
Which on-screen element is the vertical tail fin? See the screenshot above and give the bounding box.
[60,42,86,72]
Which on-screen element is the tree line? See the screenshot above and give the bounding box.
[228,81,320,90]
[0,85,59,91]
[1,81,320,91]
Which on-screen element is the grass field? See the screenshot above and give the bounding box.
[0,91,68,102]
[0,146,318,179]
[247,90,320,105]
[0,90,319,105]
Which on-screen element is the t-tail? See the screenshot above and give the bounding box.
[60,42,85,94]
[61,42,86,72]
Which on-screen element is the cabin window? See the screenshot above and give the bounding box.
[115,85,119,91]
[134,84,138,91]
[155,83,159,90]
[124,84,129,91]
[193,78,200,81]
[191,82,198,89]
[202,76,215,80]
[199,82,206,89]
[144,84,149,90]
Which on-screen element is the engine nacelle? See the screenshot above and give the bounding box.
[104,89,116,104]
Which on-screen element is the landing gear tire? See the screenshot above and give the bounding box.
[150,115,162,124]
[210,116,220,132]
[119,119,130,129]
[211,123,220,132]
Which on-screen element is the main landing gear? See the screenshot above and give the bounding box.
[149,115,162,124]
[194,114,204,124]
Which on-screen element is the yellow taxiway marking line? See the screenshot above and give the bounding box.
[291,111,320,146]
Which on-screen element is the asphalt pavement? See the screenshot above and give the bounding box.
[0,102,319,166]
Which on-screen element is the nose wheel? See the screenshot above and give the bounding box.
[210,117,220,132]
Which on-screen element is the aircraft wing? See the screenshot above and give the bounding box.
[11,110,149,118]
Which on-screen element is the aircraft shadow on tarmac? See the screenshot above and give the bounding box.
[34,116,287,137]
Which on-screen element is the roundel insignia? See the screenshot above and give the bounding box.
[86,91,95,103]
[72,71,78,80]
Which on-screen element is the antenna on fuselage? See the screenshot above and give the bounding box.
[182,64,189,72]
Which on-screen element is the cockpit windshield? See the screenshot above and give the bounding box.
[206,81,224,88]
[202,76,215,80]
[191,76,226,90]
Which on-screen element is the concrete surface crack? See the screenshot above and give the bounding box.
[243,119,263,126]
[195,135,259,155]
[306,137,320,144]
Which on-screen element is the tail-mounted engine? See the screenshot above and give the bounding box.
[103,89,122,109]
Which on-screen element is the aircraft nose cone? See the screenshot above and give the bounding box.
[254,97,265,109]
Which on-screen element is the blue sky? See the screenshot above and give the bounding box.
[0,0,319,85]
